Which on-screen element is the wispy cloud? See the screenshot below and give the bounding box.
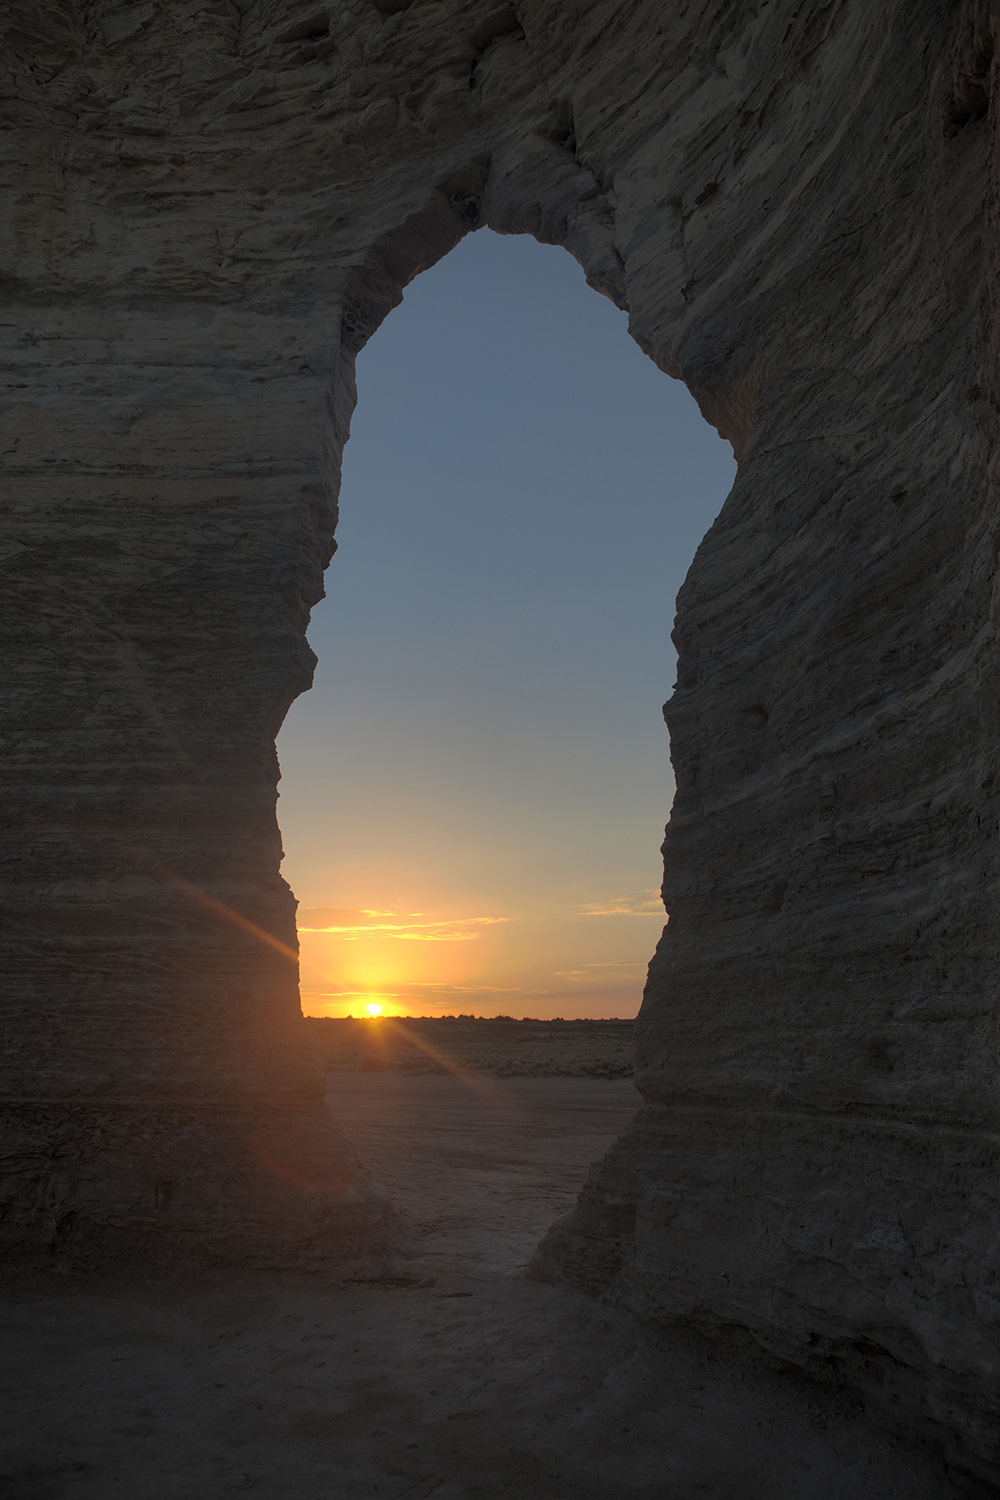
[581,959,647,968]
[553,959,647,977]
[580,889,663,917]
[303,983,525,997]
[298,908,509,942]
[394,930,482,942]
[311,989,403,998]
[408,984,524,994]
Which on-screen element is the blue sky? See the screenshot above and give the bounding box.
[275,229,735,1018]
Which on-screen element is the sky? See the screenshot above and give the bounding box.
[275,229,735,1020]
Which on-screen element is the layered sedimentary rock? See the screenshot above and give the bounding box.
[2,0,998,1481]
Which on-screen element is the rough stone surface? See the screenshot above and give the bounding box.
[2,0,999,1482]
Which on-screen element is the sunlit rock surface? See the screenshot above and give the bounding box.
[2,0,998,1482]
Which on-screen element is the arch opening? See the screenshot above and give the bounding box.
[276,228,736,1027]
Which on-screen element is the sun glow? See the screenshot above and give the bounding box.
[366,1002,383,1017]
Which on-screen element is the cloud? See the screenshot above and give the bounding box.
[407,984,523,993]
[302,982,526,1000]
[580,959,647,968]
[298,908,509,941]
[581,889,664,917]
[309,989,403,998]
[299,908,397,926]
[553,959,647,979]
[393,930,481,942]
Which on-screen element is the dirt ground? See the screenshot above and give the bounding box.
[307,1016,635,1079]
[0,1074,963,1499]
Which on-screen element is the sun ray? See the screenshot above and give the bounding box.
[120,848,514,1107]
[118,846,300,963]
[375,1017,514,1107]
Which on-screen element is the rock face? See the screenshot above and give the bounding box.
[2,0,998,1480]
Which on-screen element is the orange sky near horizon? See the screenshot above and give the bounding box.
[293,870,665,1019]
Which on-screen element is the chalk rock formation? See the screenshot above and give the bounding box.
[2,0,998,1481]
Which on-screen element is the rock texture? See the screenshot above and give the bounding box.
[2,0,999,1482]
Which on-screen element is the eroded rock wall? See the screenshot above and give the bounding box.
[2,0,998,1477]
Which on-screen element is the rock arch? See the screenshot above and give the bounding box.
[2,0,998,1481]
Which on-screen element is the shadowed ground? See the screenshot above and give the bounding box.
[0,1076,961,1498]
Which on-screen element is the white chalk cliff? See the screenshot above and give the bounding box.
[2,0,998,1484]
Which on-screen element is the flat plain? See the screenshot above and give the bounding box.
[307,1016,636,1078]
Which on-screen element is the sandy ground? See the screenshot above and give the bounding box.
[0,1075,962,1499]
